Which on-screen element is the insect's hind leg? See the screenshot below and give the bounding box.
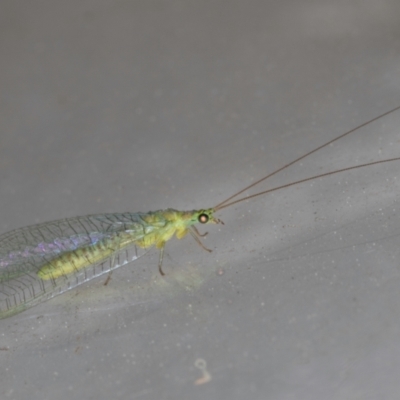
[103,257,114,286]
[103,238,121,286]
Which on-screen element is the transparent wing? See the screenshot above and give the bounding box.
[0,213,153,318]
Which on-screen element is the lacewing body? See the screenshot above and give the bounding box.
[1,106,399,318]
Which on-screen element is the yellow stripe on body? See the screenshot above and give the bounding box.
[38,233,139,280]
[38,213,191,280]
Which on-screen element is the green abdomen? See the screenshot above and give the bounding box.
[38,237,119,280]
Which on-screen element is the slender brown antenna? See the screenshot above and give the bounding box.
[214,105,400,210]
[214,157,400,211]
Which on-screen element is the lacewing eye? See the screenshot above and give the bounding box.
[198,213,209,224]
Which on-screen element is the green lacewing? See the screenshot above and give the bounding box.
[1,106,400,318]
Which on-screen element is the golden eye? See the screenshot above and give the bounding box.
[198,213,209,224]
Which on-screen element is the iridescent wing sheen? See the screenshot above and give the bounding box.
[0,213,156,318]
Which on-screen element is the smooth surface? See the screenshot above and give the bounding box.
[1,1,400,399]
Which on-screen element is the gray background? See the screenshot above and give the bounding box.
[1,1,400,399]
